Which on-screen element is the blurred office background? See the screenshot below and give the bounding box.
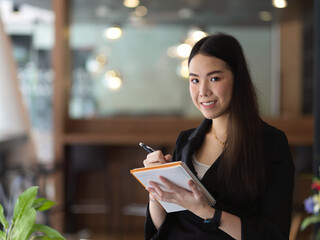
[0,0,317,239]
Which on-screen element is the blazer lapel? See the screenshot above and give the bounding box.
[181,118,211,174]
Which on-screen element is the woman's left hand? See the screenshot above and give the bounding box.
[147,176,214,219]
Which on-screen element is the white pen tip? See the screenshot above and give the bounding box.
[139,142,144,147]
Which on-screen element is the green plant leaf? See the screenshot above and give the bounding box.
[31,224,66,240]
[0,204,9,230]
[316,228,320,239]
[301,215,320,231]
[32,198,56,211]
[34,237,54,240]
[11,208,36,240]
[0,230,6,239]
[13,186,38,222]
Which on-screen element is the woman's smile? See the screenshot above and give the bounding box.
[201,100,217,107]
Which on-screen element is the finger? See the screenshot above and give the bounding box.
[153,150,168,164]
[147,185,162,200]
[148,180,158,188]
[148,181,164,195]
[149,179,175,201]
[158,176,174,190]
[143,159,157,167]
[143,154,164,168]
[154,187,175,202]
[147,150,163,158]
[146,186,155,193]
[146,151,167,164]
[158,176,179,193]
[149,193,156,201]
[150,182,166,200]
[164,154,172,162]
[146,187,157,200]
[144,154,160,163]
[148,189,161,201]
[188,180,203,199]
[143,159,151,167]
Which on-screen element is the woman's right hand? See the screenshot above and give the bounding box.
[143,150,171,229]
[143,150,172,168]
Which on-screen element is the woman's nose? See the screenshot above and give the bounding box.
[199,83,212,97]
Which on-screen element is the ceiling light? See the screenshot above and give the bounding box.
[86,59,100,73]
[191,30,207,41]
[188,27,208,42]
[135,6,148,17]
[259,11,272,21]
[272,0,287,8]
[102,70,123,90]
[167,46,178,58]
[184,38,196,46]
[106,76,122,90]
[179,60,189,78]
[104,25,122,40]
[177,43,192,58]
[123,0,140,8]
[96,54,107,65]
[86,54,108,73]
[186,27,208,45]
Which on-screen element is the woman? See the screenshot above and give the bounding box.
[143,33,294,240]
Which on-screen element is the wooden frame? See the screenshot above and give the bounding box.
[52,0,71,231]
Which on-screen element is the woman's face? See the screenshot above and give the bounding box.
[189,53,234,120]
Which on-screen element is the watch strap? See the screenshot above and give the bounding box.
[204,208,222,227]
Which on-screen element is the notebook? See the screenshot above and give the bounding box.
[130,161,216,213]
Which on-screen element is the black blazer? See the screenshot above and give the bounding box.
[145,118,294,240]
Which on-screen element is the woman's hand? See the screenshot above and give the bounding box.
[143,150,172,168]
[143,151,172,201]
[143,150,172,229]
[146,176,214,219]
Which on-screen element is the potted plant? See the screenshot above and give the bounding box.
[0,186,65,239]
[301,176,320,239]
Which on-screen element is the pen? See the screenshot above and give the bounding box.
[139,142,155,153]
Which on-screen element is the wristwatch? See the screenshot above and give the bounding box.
[204,208,222,227]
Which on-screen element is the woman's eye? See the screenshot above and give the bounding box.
[210,77,219,82]
[191,79,199,84]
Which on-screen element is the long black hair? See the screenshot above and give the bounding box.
[189,33,265,200]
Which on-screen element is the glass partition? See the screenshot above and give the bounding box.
[69,0,276,119]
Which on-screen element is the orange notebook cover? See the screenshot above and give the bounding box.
[130,161,216,213]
